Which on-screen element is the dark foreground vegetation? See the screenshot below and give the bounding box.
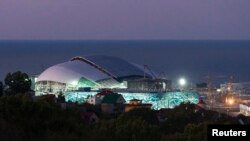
[1,94,249,141]
[0,71,249,141]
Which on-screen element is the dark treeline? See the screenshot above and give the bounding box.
[1,94,249,141]
[0,71,249,141]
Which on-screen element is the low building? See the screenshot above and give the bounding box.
[220,82,250,96]
[238,96,250,104]
[29,74,38,90]
[127,78,171,92]
[195,83,208,95]
[101,93,126,114]
[239,104,250,116]
[87,95,102,105]
[195,98,206,112]
[125,99,152,112]
[87,90,114,105]
[197,98,206,108]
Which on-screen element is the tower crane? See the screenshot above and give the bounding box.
[202,74,227,105]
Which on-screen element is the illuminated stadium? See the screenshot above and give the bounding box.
[35,55,170,95]
[35,55,198,109]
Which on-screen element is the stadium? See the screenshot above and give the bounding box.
[35,55,171,95]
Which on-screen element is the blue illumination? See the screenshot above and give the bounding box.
[65,91,199,110]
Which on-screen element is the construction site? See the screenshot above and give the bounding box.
[196,74,250,116]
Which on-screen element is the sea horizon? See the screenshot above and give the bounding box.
[1,40,250,85]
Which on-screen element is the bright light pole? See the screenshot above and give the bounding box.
[179,78,187,91]
[179,78,186,86]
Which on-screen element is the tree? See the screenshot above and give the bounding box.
[0,81,3,96]
[4,71,31,94]
[183,123,207,141]
[119,108,159,125]
[160,103,201,133]
[91,118,160,141]
[57,92,65,103]
[161,123,207,141]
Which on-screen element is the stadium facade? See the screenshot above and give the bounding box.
[35,55,171,95]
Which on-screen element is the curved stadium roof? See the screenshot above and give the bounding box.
[37,55,155,86]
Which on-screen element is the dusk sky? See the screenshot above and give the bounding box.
[1,0,250,40]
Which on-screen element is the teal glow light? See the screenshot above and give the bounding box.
[65,91,199,110]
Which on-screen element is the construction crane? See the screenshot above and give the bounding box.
[202,74,228,89]
[202,74,212,103]
[202,74,227,105]
[227,76,234,95]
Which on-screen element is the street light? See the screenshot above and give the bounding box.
[217,89,221,93]
[179,78,186,86]
[179,78,187,91]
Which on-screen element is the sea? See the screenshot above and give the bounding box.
[1,40,250,85]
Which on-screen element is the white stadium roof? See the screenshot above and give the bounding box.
[37,55,156,85]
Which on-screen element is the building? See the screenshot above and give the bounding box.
[220,82,250,96]
[125,99,152,112]
[195,83,208,95]
[195,98,206,112]
[87,90,113,105]
[239,96,250,104]
[101,93,126,114]
[127,78,171,92]
[28,74,38,90]
[239,104,250,116]
[35,55,170,95]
